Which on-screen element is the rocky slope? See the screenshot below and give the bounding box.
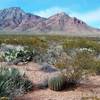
[0,7,100,36]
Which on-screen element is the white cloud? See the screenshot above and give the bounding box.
[33,7,100,28]
[71,8,100,23]
[33,7,69,18]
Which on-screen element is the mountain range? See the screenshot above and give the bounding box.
[0,7,100,36]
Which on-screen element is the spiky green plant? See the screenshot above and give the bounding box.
[0,67,33,99]
[48,74,66,91]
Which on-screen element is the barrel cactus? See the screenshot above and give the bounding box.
[48,74,66,91]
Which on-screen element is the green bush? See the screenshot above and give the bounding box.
[73,51,95,70]
[60,51,92,85]
[63,39,100,52]
[94,61,100,75]
[81,96,100,100]
[62,65,85,85]
[62,51,100,86]
[0,67,33,99]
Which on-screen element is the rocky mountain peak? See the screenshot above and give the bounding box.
[0,7,25,16]
[57,12,69,16]
[49,12,69,19]
[0,7,99,36]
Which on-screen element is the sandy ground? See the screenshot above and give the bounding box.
[0,62,100,100]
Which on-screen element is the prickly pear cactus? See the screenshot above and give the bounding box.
[48,74,66,91]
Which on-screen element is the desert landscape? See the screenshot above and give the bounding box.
[0,1,100,100]
[0,35,100,100]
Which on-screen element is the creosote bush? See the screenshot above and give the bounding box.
[61,51,96,85]
[63,39,100,52]
[62,65,85,86]
[93,60,100,75]
[73,51,98,73]
[81,96,100,100]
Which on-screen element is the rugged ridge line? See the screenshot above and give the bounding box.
[0,7,100,36]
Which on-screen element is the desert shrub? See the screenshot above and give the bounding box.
[52,51,90,85]
[33,44,65,64]
[81,96,100,100]
[54,52,72,70]
[43,45,65,65]
[62,65,85,85]
[73,51,96,72]
[61,51,100,85]
[63,39,100,53]
[48,73,66,91]
[0,67,33,99]
[56,51,94,85]
[94,61,100,75]
[0,35,47,45]
[44,45,63,64]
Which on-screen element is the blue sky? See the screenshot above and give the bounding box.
[0,0,100,28]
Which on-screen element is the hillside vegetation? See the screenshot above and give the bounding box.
[0,35,100,99]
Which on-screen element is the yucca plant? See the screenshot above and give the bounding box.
[0,67,33,99]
